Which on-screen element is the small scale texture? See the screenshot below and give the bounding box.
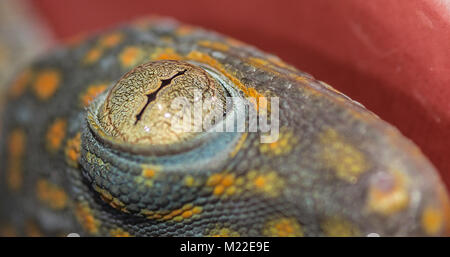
[0,18,448,237]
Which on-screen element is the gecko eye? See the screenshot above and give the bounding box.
[92,60,228,147]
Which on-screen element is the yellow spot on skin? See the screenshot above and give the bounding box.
[150,47,182,60]
[36,179,68,209]
[46,118,67,153]
[185,51,252,97]
[83,47,103,64]
[263,217,303,237]
[8,129,25,157]
[99,33,123,48]
[7,129,26,191]
[110,228,132,237]
[8,69,32,98]
[319,128,367,183]
[33,69,61,100]
[75,201,100,234]
[80,84,108,107]
[246,170,284,197]
[93,185,128,213]
[321,216,360,237]
[65,132,81,168]
[184,175,195,187]
[141,204,202,222]
[119,46,144,67]
[249,57,270,67]
[260,128,297,156]
[207,173,236,196]
[254,176,266,188]
[142,168,156,178]
[141,165,160,180]
[208,226,240,237]
[181,210,193,219]
[367,170,410,216]
[421,205,444,235]
[197,40,230,51]
[246,87,269,111]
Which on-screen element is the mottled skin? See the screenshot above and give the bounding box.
[0,18,448,237]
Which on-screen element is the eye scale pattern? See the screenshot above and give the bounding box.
[0,18,448,237]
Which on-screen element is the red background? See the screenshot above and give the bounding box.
[29,0,450,189]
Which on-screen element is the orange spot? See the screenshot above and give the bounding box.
[208,226,240,237]
[422,205,444,235]
[185,51,251,96]
[119,46,143,67]
[33,69,61,100]
[207,173,223,186]
[367,170,409,216]
[208,173,236,196]
[247,56,310,85]
[8,69,32,98]
[65,132,81,168]
[151,47,182,60]
[221,174,235,187]
[213,185,225,195]
[142,204,202,222]
[197,40,230,51]
[182,210,193,219]
[254,176,266,188]
[260,128,296,156]
[36,179,68,210]
[46,118,67,153]
[110,228,132,237]
[263,218,303,237]
[80,84,108,106]
[246,171,284,197]
[142,168,156,178]
[319,128,367,183]
[84,47,103,64]
[7,129,25,191]
[8,129,25,158]
[321,216,360,237]
[75,202,99,234]
[192,206,203,214]
[99,33,123,48]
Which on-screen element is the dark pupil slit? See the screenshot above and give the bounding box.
[134,69,187,125]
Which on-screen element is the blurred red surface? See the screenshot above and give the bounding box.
[30,0,450,189]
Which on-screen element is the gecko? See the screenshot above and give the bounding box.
[0,18,448,237]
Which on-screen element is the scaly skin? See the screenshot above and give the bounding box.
[0,18,448,237]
